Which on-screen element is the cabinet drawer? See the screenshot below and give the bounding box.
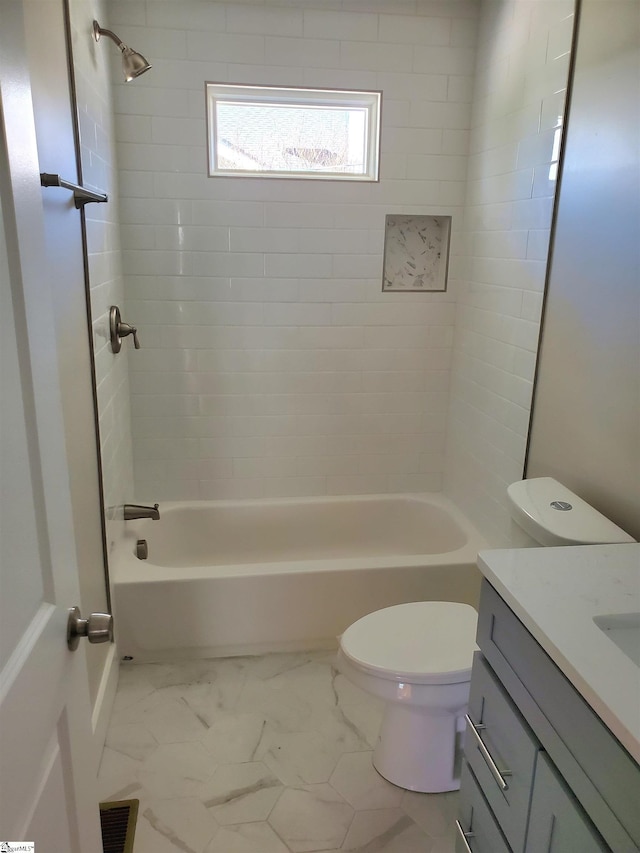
[477,579,640,851]
[526,752,609,853]
[465,653,538,853]
[457,761,511,853]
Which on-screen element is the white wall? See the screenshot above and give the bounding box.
[107,0,479,502]
[527,0,640,541]
[69,0,135,556]
[444,0,575,544]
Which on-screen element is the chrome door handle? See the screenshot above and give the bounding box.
[67,606,113,650]
[455,820,475,853]
[465,713,512,791]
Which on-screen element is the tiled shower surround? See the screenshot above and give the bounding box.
[106,0,575,542]
[445,0,575,544]
[70,0,135,549]
[109,0,478,502]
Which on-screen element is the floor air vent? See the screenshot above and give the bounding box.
[99,799,139,853]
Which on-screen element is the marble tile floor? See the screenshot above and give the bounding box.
[98,649,459,853]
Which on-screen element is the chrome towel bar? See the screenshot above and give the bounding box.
[40,173,108,208]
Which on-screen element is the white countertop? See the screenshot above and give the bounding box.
[477,543,640,764]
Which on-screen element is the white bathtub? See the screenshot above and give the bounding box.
[112,493,485,661]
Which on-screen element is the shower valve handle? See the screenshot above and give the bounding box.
[110,305,140,352]
[120,322,140,349]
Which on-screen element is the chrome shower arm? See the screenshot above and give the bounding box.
[93,21,124,49]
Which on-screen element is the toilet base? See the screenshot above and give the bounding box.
[373,702,463,793]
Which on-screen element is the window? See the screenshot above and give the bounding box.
[206,83,381,181]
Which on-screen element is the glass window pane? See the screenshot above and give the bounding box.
[216,103,368,174]
[207,85,380,181]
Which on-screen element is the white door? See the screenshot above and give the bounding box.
[0,2,103,850]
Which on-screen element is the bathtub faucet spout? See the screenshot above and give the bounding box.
[124,503,160,521]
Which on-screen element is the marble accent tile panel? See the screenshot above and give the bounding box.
[98,650,458,852]
[382,214,451,292]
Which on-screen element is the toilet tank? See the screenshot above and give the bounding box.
[507,477,636,547]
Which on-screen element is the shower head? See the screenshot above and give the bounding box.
[93,20,152,82]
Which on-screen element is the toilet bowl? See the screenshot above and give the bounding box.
[338,601,478,793]
[338,477,635,794]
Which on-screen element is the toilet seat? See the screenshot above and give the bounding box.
[340,601,477,685]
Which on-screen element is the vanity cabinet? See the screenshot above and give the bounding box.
[525,752,607,852]
[458,762,510,853]
[457,580,640,853]
[463,655,541,852]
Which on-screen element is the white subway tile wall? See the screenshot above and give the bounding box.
[444,0,575,544]
[70,0,134,552]
[108,0,479,501]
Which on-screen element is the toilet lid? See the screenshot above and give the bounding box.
[340,602,478,685]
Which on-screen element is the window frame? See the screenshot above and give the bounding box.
[205,82,382,182]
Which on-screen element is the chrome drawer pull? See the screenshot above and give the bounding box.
[455,820,475,853]
[465,713,512,792]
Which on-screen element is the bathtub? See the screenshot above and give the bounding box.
[112,493,486,662]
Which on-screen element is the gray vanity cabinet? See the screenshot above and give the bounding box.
[457,762,510,853]
[457,579,640,853]
[464,655,538,852]
[525,753,607,852]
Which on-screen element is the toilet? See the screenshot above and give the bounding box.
[507,476,635,547]
[338,477,635,793]
[337,601,477,793]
